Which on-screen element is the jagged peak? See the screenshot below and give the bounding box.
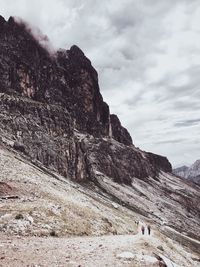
[69,45,85,56]
[0,15,6,25]
[0,15,28,29]
[68,44,92,66]
[193,159,200,165]
[8,16,15,25]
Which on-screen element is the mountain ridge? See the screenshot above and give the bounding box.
[173,160,200,185]
[0,15,171,183]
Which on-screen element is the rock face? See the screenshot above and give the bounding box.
[0,15,172,183]
[173,160,200,185]
[110,114,132,145]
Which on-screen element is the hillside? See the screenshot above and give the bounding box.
[0,144,200,266]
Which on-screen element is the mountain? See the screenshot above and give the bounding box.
[173,166,189,178]
[0,15,200,266]
[0,15,171,183]
[173,160,200,185]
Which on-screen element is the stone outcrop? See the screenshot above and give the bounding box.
[110,114,132,145]
[0,15,172,184]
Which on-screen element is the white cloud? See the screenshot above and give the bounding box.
[0,0,200,166]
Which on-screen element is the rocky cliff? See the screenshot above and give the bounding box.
[0,15,172,183]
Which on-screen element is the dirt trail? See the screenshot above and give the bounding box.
[0,231,190,267]
[0,233,162,267]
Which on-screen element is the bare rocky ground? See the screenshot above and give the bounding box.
[0,144,200,267]
[0,231,199,267]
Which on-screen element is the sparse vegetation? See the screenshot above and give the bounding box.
[15,214,24,220]
[50,230,58,237]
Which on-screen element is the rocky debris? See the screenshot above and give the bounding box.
[192,257,200,262]
[157,245,164,251]
[116,251,135,259]
[111,202,119,209]
[153,254,167,267]
[0,14,172,185]
[173,160,200,185]
[0,214,34,235]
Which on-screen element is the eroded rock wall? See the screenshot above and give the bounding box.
[0,15,172,184]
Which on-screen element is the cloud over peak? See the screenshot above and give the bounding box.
[1,0,200,166]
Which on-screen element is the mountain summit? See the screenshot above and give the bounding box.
[0,15,171,183]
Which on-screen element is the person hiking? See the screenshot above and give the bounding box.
[147,225,151,235]
[141,225,145,235]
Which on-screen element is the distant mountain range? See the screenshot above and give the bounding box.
[173,160,200,184]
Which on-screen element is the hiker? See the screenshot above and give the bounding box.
[147,225,151,235]
[141,225,145,235]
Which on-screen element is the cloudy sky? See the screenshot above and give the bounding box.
[1,0,200,167]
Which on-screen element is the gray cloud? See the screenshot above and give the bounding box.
[154,138,187,145]
[174,119,200,127]
[172,100,200,111]
[0,0,200,166]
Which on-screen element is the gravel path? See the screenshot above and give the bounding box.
[0,233,157,267]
